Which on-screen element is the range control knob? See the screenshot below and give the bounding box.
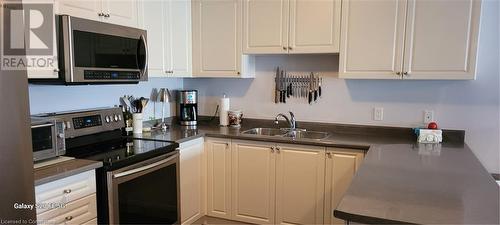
[114,115,119,122]
[105,116,111,123]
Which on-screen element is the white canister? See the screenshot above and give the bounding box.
[132,113,143,134]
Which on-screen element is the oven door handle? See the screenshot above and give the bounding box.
[113,154,176,179]
[31,123,54,129]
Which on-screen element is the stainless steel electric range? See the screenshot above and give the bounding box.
[35,107,180,224]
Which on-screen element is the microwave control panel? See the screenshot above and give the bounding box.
[84,70,140,80]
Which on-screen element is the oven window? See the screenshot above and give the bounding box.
[73,30,139,69]
[32,126,53,152]
[118,163,178,224]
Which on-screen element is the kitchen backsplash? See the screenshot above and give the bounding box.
[28,77,183,120]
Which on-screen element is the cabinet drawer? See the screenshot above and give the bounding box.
[37,194,97,225]
[82,218,97,225]
[35,170,96,214]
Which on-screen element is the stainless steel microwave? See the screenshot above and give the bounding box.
[32,15,148,84]
[31,117,66,162]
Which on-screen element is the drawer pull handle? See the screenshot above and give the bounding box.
[63,189,71,194]
[65,216,73,221]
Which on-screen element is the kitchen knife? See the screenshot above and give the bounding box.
[314,77,318,102]
[275,67,280,104]
[281,70,286,103]
[319,77,322,98]
[308,73,313,104]
[285,73,292,98]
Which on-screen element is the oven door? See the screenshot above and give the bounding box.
[107,152,179,224]
[60,15,148,83]
[31,122,57,161]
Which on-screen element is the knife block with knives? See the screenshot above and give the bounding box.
[274,67,322,104]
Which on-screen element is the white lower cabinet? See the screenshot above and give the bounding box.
[231,141,276,224]
[228,140,327,224]
[205,138,233,219]
[275,144,326,225]
[203,138,365,225]
[35,170,97,225]
[179,138,205,224]
[324,148,364,225]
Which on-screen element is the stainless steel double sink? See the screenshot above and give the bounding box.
[241,128,330,140]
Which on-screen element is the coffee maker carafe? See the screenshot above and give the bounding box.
[178,90,198,126]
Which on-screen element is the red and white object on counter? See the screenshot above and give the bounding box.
[418,129,443,143]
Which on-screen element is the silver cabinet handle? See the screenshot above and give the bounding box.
[276,147,281,153]
[288,47,293,50]
[403,72,409,75]
[65,216,73,221]
[282,46,287,50]
[396,72,401,75]
[63,189,71,194]
[270,146,275,153]
[326,152,332,158]
[98,12,105,17]
[104,14,110,18]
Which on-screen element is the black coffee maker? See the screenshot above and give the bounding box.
[178,90,198,126]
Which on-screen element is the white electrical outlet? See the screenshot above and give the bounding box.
[424,110,434,123]
[374,107,384,121]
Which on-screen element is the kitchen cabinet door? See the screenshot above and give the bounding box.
[324,148,364,225]
[192,0,254,78]
[56,0,102,21]
[242,0,289,54]
[231,140,276,224]
[275,144,325,225]
[339,0,407,79]
[141,0,166,77]
[206,138,232,219]
[102,0,139,27]
[402,0,481,80]
[180,138,205,224]
[288,0,341,53]
[168,0,192,77]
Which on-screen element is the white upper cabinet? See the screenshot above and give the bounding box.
[102,0,139,27]
[56,0,102,21]
[242,0,289,54]
[402,0,481,80]
[288,0,341,53]
[140,0,192,77]
[339,0,407,79]
[243,0,341,54]
[192,0,255,78]
[56,0,139,28]
[339,0,482,80]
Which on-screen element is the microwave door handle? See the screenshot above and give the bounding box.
[113,154,176,179]
[137,35,148,78]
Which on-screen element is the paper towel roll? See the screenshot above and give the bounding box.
[219,96,230,126]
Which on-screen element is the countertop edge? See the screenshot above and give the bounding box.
[34,161,103,186]
[333,209,418,225]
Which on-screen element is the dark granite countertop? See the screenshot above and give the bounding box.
[136,118,498,224]
[334,144,499,225]
[34,159,102,186]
